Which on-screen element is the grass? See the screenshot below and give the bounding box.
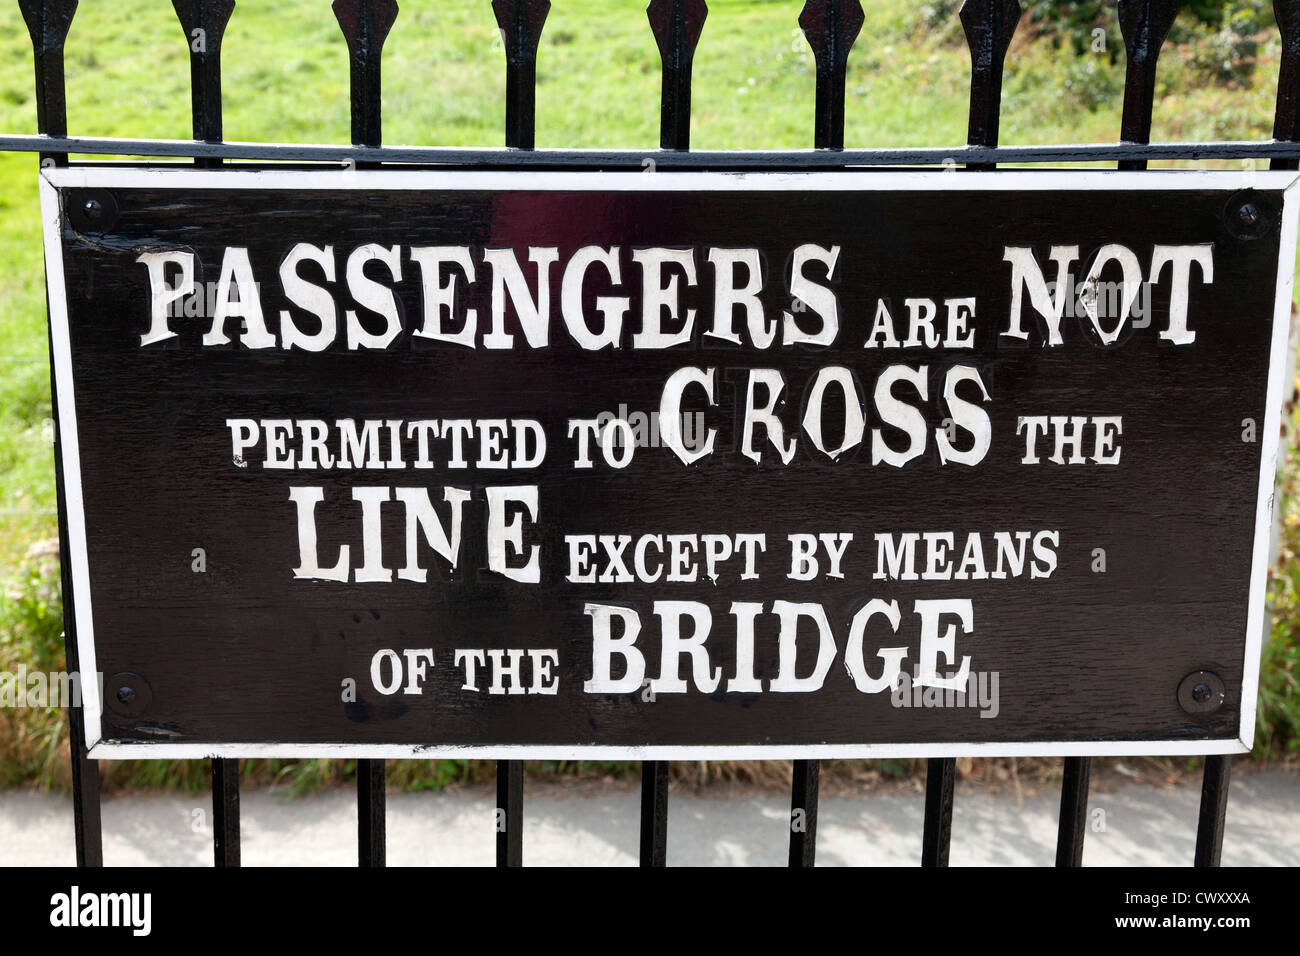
[0,0,1297,791]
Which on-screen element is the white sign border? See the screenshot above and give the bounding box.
[37,166,1300,760]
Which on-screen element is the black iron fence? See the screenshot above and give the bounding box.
[6,0,1299,868]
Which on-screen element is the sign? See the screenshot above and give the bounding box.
[39,168,1299,759]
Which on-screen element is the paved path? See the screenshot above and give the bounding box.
[2,770,1297,866]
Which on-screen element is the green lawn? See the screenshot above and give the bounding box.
[0,1,1295,789]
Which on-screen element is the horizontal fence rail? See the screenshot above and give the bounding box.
[10,0,1299,867]
[4,134,1300,167]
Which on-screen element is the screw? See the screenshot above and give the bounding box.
[116,685,136,705]
[82,198,104,221]
[1237,202,1260,228]
[1178,670,1225,715]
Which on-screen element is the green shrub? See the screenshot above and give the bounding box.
[0,539,63,674]
[1059,53,1125,111]
[1181,5,1270,86]
[1261,391,1300,759]
[1022,0,1272,57]
[1256,631,1299,758]
[0,541,68,789]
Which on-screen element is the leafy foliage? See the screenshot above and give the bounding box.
[1023,0,1274,80]
[1260,379,1300,759]
[0,543,68,788]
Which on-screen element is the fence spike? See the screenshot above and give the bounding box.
[492,0,550,149]
[1273,1,1300,168]
[958,0,1020,155]
[799,0,864,150]
[18,0,77,156]
[172,1,234,169]
[647,0,707,150]
[333,0,399,149]
[1116,0,1178,170]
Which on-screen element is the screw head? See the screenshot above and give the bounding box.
[1178,670,1226,715]
[106,672,151,717]
[68,190,118,234]
[1225,191,1272,240]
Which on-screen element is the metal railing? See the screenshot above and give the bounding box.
[9,0,1299,868]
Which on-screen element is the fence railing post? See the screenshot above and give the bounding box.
[20,0,102,869]
[495,760,523,866]
[639,759,670,866]
[786,1,865,866]
[333,0,399,866]
[357,757,386,867]
[1055,756,1092,866]
[1052,0,1178,869]
[173,2,244,866]
[921,756,955,867]
[788,758,820,867]
[921,0,1023,868]
[1194,755,1232,866]
[1118,1,1238,868]
[490,0,550,867]
[211,757,240,866]
[638,0,709,866]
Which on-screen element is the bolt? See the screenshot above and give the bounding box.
[116,685,136,705]
[1192,683,1213,703]
[1237,202,1260,228]
[82,198,104,221]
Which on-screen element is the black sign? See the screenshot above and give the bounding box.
[40,168,1298,758]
